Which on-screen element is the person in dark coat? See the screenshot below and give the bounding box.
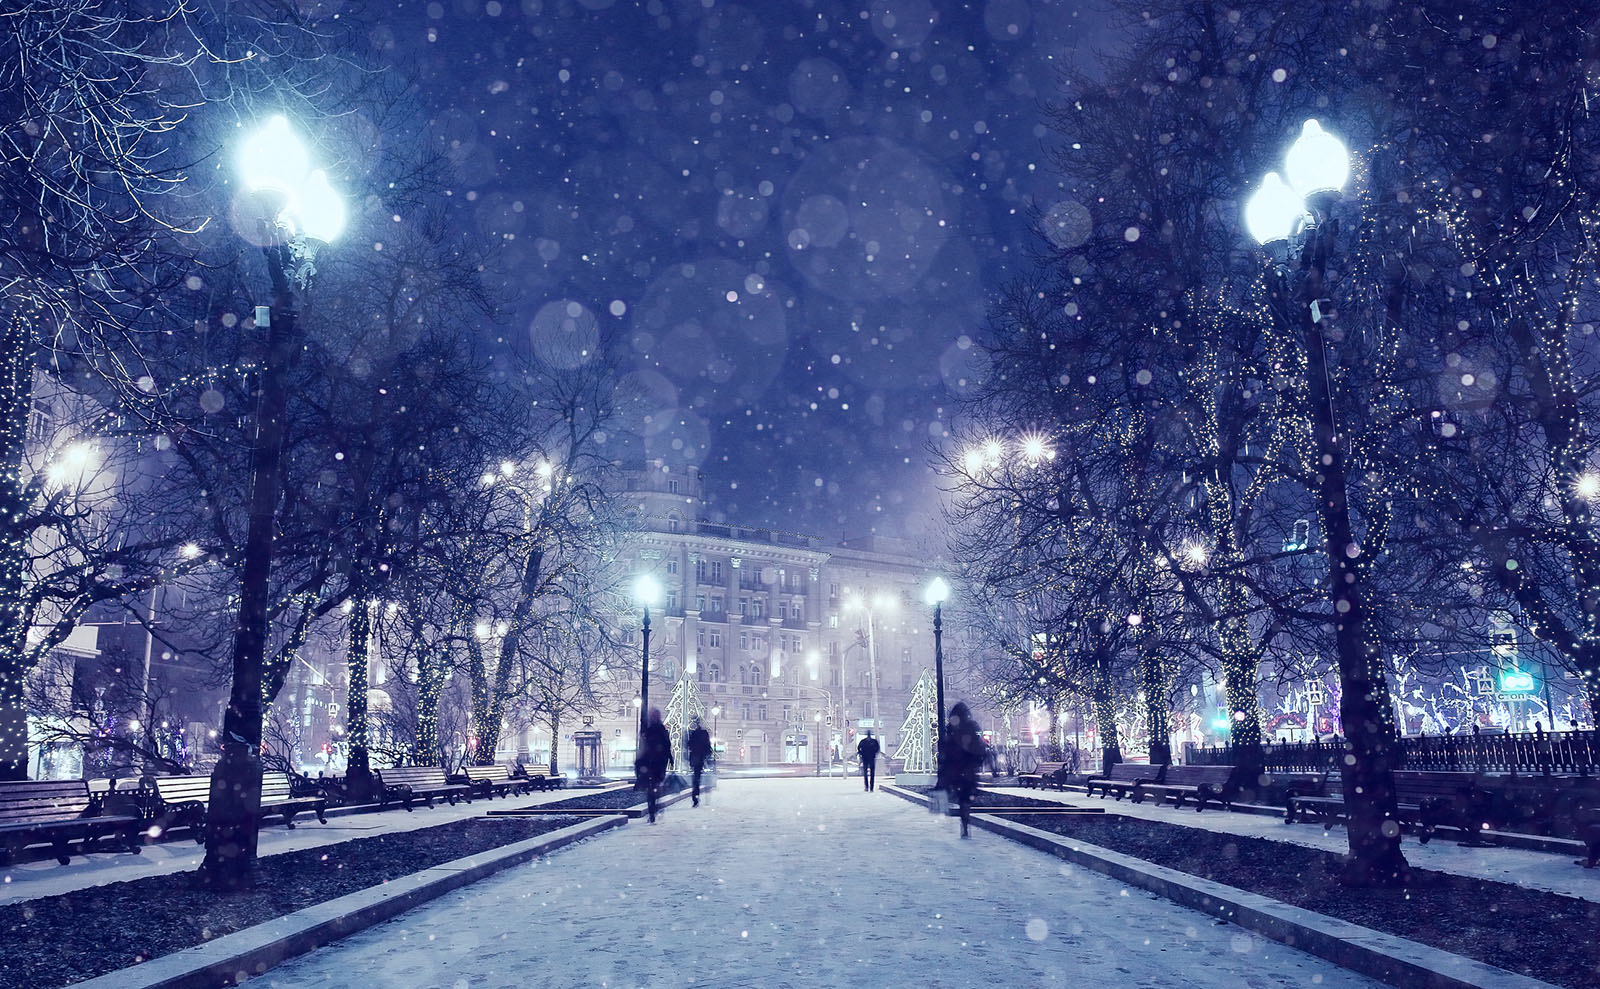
[856,730,881,792]
[685,716,713,807]
[635,708,673,823]
[937,702,986,838]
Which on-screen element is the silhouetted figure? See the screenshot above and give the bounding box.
[635,708,673,823]
[856,730,881,791]
[938,702,986,838]
[686,717,713,806]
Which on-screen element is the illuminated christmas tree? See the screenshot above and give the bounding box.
[894,670,938,774]
[663,672,706,771]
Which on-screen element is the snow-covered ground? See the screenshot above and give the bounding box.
[261,777,1377,988]
[999,784,1600,901]
[0,784,602,906]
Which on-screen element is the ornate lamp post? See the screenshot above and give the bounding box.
[1244,118,1408,883]
[201,116,344,890]
[634,574,662,733]
[924,576,951,756]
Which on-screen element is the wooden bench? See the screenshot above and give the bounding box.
[462,765,525,799]
[1287,770,1492,843]
[515,763,568,790]
[1086,763,1165,800]
[0,779,143,865]
[374,766,473,810]
[260,772,328,828]
[147,772,327,840]
[1017,761,1068,790]
[1134,764,1236,811]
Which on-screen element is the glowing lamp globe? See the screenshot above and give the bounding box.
[923,576,951,606]
[1284,119,1350,198]
[633,573,663,608]
[1244,172,1305,246]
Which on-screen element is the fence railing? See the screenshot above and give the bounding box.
[1185,728,1600,776]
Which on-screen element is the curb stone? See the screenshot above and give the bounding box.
[69,814,628,989]
[882,784,1556,989]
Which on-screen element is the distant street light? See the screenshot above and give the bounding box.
[634,573,662,733]
[202,115,344,891]
[924,576,951,758]
[844,591,896,737]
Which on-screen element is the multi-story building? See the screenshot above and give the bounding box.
[573,460,969,771]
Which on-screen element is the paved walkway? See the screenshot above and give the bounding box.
[998,784,1600,901]
[0,784,605,906]
[260,778,1377,988]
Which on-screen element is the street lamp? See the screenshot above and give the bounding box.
[844,592,896,740]
[924,576,951,758]
[1244,119,1411,882]
[202,115,344,890]
[814,711,823,776]
[710,704,721,751]
[634,573,662,733]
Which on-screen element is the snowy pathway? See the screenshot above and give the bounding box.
[260,777,1376,988]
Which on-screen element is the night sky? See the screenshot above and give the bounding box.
[378,0,1108,540]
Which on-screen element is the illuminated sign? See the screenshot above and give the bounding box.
[1498,669,1536,695]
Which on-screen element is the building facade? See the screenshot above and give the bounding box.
[574,460,963,771]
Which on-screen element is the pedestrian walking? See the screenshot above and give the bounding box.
[686,716,713,806]
[937,702,986,838]
[635,707,673,823]
[856,729,881,791]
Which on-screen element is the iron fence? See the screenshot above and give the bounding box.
[1185,727,1600,776]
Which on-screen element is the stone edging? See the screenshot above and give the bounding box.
[881,784,1556,989]
[69,815,629,989]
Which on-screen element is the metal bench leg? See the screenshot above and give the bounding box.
[282,809,298,829]
[52,836,72,866]
[315,803,328,825]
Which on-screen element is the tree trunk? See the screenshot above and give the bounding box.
[1218,613,1264,768]
[1092,648,1121,773]
[468,633,492,763]
[0,312,34,780]
[415,644,444,765]
[548,708,559,776]
[1287,237,1409,886]
[344,598,374,797]
[476,545,546,764]
[1136,635,1171,766]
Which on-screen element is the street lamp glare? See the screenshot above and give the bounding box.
[923,575,951,606]
[238,116,309,199]
[1244,172,1305,245]
[1578,472,1600,500]
[633,573,663,608]
[500,460,517,477]
[180,542,202,560]
[296,169,346,243]
[962,448,985,475]
[1284,118,1350,199]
